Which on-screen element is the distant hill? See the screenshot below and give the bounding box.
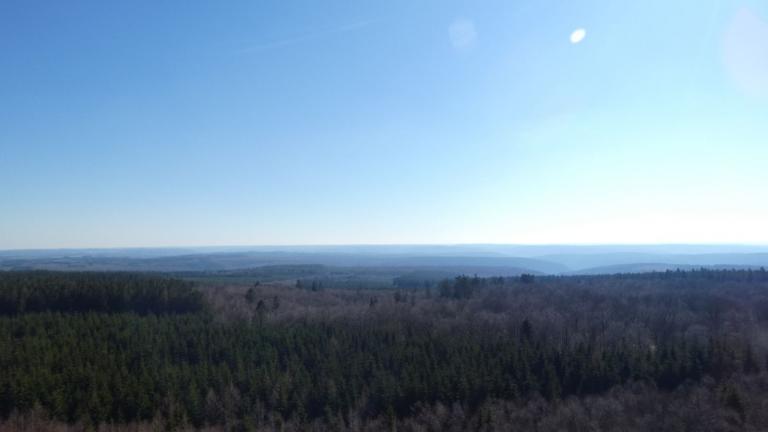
[0,251,563,275]
[2,245,768,276]
[572,263,767,275]
[542,252,768,272]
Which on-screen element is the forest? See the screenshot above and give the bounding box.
[2,269,768,431]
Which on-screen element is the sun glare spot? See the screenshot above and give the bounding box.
[570,28,586,44]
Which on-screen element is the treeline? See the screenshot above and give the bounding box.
[0,271,204,315]
[396,267,768,291]
[573,267,768,282]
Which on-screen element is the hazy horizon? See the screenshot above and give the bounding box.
[5,241,768,251]
[4,242,768,256]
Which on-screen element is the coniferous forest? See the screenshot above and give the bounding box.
[3,269,768,431]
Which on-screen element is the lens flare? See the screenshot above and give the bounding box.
[570,28,586,44]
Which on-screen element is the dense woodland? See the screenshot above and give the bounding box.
[0,272,204,315]
[2,269,768,431]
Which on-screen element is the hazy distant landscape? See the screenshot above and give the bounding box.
[3,244,767,277]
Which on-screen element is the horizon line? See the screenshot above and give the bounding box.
[3,242,768,253]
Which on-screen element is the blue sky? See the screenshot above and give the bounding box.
[1,0,767,249]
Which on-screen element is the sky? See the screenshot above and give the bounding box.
[1,0,768,249]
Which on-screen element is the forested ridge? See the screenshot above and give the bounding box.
[2,270,768,431]
[0,271,204,315]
